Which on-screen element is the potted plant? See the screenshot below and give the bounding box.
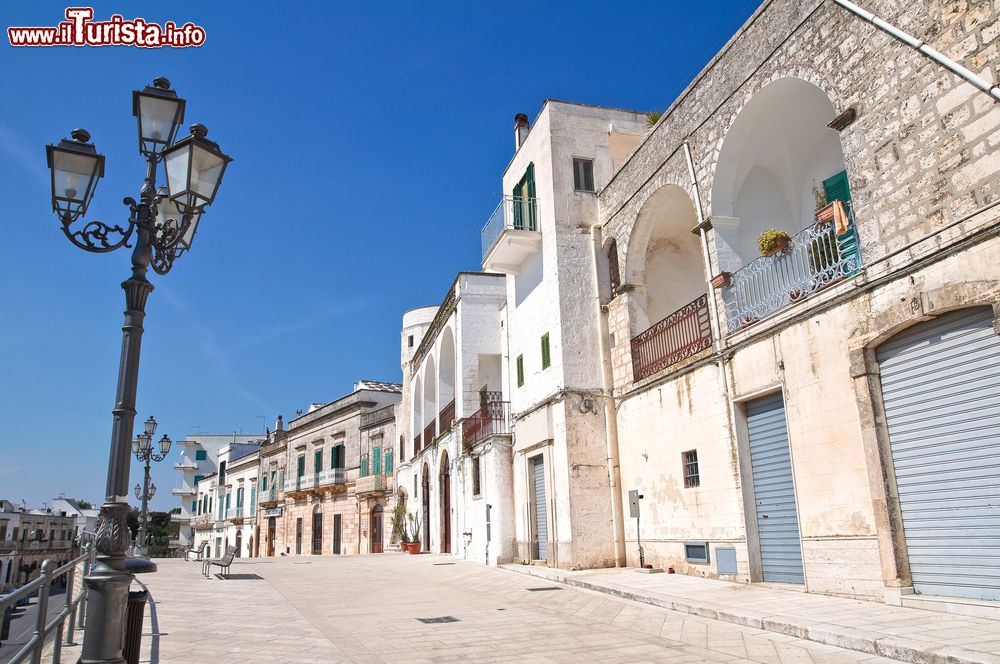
[406,512,421,554]
[710,272,731,289]
[813,181,835,223]
[758,229,791,257]
[391,502,409,551]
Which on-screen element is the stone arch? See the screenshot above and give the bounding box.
[438,448,452,554]
[412,375,422,450]
[709,76,847,269]
[438,326,457,426]
[623,184,704,334]
[422,355,437,438]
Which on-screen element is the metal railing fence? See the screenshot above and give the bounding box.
[0,542,95,664]
[481,195,538,259]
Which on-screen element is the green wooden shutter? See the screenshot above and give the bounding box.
[314,449,323,474]
[823,170,851,203]
[361,456,369,477]
[541,333,551,369]
[526,162,537,230]
[512,182,523,228]
[297,455,305,478]
[250,487,256,513]
[373,447,382,476]
[517,355,525,387]
[191,500,196,513]
[384,450,393,475]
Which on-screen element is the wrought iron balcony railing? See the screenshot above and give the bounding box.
[481,195,538,259]
[630,294,713,382]
[721,202,861,332]
[439,399,456,432]
[413,432,422,455]
[423,419,437,446]
[355,474,386,495]
[462,393,510,449]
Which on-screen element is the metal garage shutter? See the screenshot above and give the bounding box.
[532,456,548,561]
[876,307,1000,601]
[747,393,805,584]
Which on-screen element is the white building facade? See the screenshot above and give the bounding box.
[190,440,262,559]
[398,273,515,564]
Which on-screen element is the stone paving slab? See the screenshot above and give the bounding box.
[499,564,1000,664]
[52,554,912,663]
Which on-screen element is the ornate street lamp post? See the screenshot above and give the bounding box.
[44,77,231,664]
[132,416,171,557]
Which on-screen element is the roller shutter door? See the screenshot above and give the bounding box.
[747,393,805,584]
[532,456,548,561]
[877,307,1000,601]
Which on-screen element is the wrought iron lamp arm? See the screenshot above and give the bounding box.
[59,212,135,254]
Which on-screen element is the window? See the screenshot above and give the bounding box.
[573,158,595,192]
[541,333,551,370]
[516,355,525,387]
[472,456,481,497]
[331,444,345,469]
[372,447,382,476]
[191,500,197,513]
[512,163,537,230]
[314,449,323,475]
[296,455,305,478]
[683,450,700,488]
[195,450,207,461]
[261,475,267,491]
[384,450,393,475]
[407,335,414,348]
[250,486,256,513]
[236,487,244,509]
[360,455,369,477]
[607,239,621,294]
[684,542,710,563]
[218,461,227,485]
[194,474,204,484]
[399,435,405,463]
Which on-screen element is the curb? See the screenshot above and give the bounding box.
[500,565,998,664]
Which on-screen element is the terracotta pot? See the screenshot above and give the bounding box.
[400,542,408,552]
[407,541,421,554]
[762,237,789,257]
[815,202,835,223]
[710,272,731,289]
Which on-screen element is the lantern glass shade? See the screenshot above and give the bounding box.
[138,434,152,454]
[132,83,185,157]
[132,438,140,454]
[46,139,104,222]
[144,416,157,436]
[162,128,231,213]
[155,195,203,253]
[148,484,157,498]
[159,434,172,456]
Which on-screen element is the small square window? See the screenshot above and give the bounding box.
[573,158,595,192]
[516,354,525,387]
[541,333,551,370]
[684,541,710,563]
[683,450,700,488]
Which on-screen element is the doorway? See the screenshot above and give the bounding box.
[295,518,302,555]
[312,510,323,555]
[235,530,243,558]
[371,504,384,553]
[421,463,431,550]
[440,452,452,554]
[332,513,342,555]
[267,517,276,557]
[530,455,547,561]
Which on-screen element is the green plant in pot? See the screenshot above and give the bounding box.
[391,501,409,551]
[758,229,791,256]
[406,512,422,554]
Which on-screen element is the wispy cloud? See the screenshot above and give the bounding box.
[0,122,49,187]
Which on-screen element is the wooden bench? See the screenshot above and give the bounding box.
[186,541,208,561]
[203,546,237,578]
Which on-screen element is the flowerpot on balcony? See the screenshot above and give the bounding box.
[710,272,731,289]
[407,541,421,554]
[815,202,835,224]
[758,229,791,257]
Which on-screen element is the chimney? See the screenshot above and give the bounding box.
[514,113,530,149]
[275,415,284,432]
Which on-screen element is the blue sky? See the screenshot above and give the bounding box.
[0,1,758,511]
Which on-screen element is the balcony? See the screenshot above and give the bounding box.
[630,295,713,382]
[423,420,437,447]
[481,195,541,274]
[720,202,861,333]
[317,468,346,488]
[413,432,422,455]
[258,488,279,505]
[355,474,386,495]
[462,392,511,450]
[173,459,198,471]
[439,399,456,433]
[171,512,191,523]
[171,484,196,496]
[284,474,315,494]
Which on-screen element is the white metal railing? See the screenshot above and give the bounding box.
[721,202,861,332]
[481,195,538,259]
[317,468,345,487]
[0,543,95,663]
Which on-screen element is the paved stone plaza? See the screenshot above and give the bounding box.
[54,554,919,664]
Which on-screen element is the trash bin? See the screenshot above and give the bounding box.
[122,590,148,664]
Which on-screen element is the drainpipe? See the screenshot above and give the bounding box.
[589,223,627,568]
[832,0,1000,103]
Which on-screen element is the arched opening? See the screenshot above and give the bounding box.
[439,450,452,554]
[624,185,711,381]
[370,503,384,553]
[607,238,621,295]
[711,77,848,268]
[438,327,457,431]
[412,375,423,453]
[421,463,431,550]
[234,529,243,558]
[422,357,437,443]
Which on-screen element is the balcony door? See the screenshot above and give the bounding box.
[371,504,384,553]
[512,163,536,231]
